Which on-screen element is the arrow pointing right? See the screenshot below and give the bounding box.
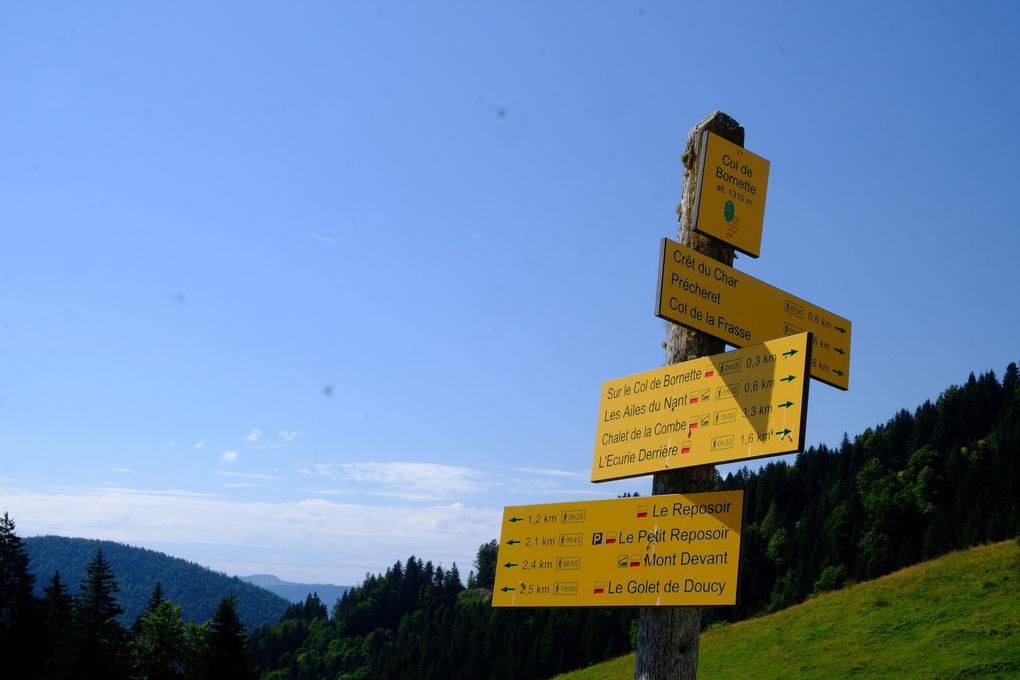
[777,401,794,409]
[779,375,796,383]
[782,348,799,357]
[835,326,847,334]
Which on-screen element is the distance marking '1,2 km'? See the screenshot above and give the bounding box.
[591,333,812,482]
[655,237,852,390]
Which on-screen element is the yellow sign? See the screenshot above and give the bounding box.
[693,132,770,258]
[591,333,811,482]
[492,491,743,608]
[656,238,852,390]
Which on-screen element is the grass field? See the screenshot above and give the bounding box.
[554,540,1020,679]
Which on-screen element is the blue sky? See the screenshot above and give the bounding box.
[2,2,1019,584]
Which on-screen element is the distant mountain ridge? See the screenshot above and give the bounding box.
[25,536,289,629]
[240,573,350,606]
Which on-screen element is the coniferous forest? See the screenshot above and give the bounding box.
[1,363,1018,679]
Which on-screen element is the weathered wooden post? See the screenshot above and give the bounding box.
[634,111,744,680]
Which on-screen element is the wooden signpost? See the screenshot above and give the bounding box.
[493,111,852,680]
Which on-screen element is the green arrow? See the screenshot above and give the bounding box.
[777,401,794,409]
[509,517,523,523]
[775,428,792,438]
[835,325,847,334]
[835,347,846,355]
[833,369,846,377]
[506,539,520,546]
[780,375,796,383]
[500,586,515,593]
[782,348,799,357]
[503,562,519,569]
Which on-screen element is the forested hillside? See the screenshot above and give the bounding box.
[1,516,265,678]
[2,362,1018,679]
[25,536,289,629]
[250,362,1020,679]
[711,363,1020,624]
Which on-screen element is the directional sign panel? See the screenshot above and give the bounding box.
[693,131,770,258]
[655,237,852,390]
[591,333,811,482]
[492,491,743,608]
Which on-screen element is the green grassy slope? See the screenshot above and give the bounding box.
[555,540,1020,680]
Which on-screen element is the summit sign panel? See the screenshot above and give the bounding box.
[655,238,852,390]
[693,131,770,258]
[591,333,811,482]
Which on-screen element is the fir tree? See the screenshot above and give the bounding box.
[41,571,74,677]
[205,595,254,679]
[134,580,167,634]
[0,512,41,677]
[73,548,128,679]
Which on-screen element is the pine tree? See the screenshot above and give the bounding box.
[205,595,254,680]
[73,548,128,679]
[41,571,74,677]
[0,512,41,677]
[134,580,167,634]
[147,581,166,612]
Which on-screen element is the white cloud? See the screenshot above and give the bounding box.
[194,439,210,449]
[214,470,281,480]
[307,462,486,500]
[109,467,134,474]
[223,450,238,463]
[245,429,262,443]
[279,430,301,442]
[513,466,587,479]
[310,232,336,246]
[295,461,613,503]
[2,485,500,584]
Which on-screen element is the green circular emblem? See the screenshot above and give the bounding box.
[724,200,735,222]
